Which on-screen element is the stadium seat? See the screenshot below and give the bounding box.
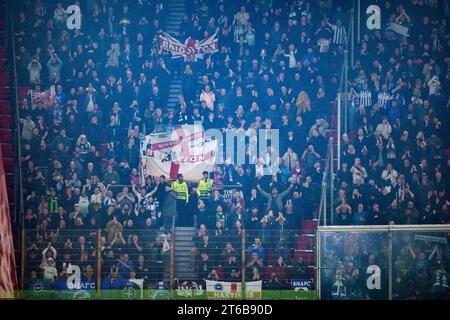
[0,86,8,99]
[18,87,29,101]
[301,220,318,234]
[327,130,337,140]
[5,172,13,187]
[0,100,11,113]
[266,249,275,266]
[213,265,224,279]
[348,130,356,141]
[3,158,14,173]
[263,266,275,280]
[1,143,13,158]
[0,114,11,128]
[296,234,314,250]
[294,250,316,265]
[0,128,11,142]
[7,187,13,202]
[100,143,109,157]
[0,73,9,85]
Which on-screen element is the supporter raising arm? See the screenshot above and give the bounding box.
[257,183,294,214]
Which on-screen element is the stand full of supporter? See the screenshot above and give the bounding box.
[15,0,450,295]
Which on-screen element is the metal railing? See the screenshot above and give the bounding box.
[318,3,356,227]
[21,227,318,300]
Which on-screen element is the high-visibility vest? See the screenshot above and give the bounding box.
[197,178,213,198]
[172,181,189,203]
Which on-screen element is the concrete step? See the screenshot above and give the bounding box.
[174,247,193,253]
[175,226,195,231]
[175,261,194,270]
[175,244,193,249]
[168,5,186,9]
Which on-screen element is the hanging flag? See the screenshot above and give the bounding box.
[385,22,409,37]
[205,280,262,299]
[0,146,17,299]
[140,124,217,182]
[159,30,219,61]
[29,85,56,108]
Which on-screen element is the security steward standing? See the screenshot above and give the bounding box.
[171,173,189,226]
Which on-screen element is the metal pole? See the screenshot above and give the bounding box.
[316,230,321,300]
[96,229,102,297]
[9,0,24,228]
[388,228,393,300]
[357,0,361,44]
[323,181,327,227]
[350,9,355,68]
[169,229,175,299]
[20,229,26,294]
[337,94,341,169]
[317,181,324,227]
[241,229,246,299]
[329,138,334,226]
[343,50,349,134]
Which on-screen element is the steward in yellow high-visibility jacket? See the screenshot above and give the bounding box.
[171,174,189,203]
[196,171,213,199]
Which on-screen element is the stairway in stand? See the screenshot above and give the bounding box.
[173,227,197,281]
[165,0,185,109]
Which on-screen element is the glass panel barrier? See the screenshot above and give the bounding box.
[392,229,450,300]
[319,229,389,300]
[317,225,450,300]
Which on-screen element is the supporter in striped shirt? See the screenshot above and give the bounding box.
[357,83,372,108]
[325,18,347,46]
[377,84,392,109]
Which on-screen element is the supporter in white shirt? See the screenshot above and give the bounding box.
[40,258,58,282]
[375,116,392,140]
[200,85,216,111]
[381,163,399,187]
[90,187,103,205]
[350,158,368,184]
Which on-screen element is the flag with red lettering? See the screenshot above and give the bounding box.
[29,85,55,108]
[140,124,217,182]
[159,30,219,61]
[0,146,17,299]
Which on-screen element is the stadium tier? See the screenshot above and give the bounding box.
[0,0,449,301]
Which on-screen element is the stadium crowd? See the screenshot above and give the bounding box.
[15,0,450,296]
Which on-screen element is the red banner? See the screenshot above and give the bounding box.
[0,146,17,299]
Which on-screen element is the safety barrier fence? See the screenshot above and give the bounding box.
[21,226,318,300]
[21,224,450,300]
